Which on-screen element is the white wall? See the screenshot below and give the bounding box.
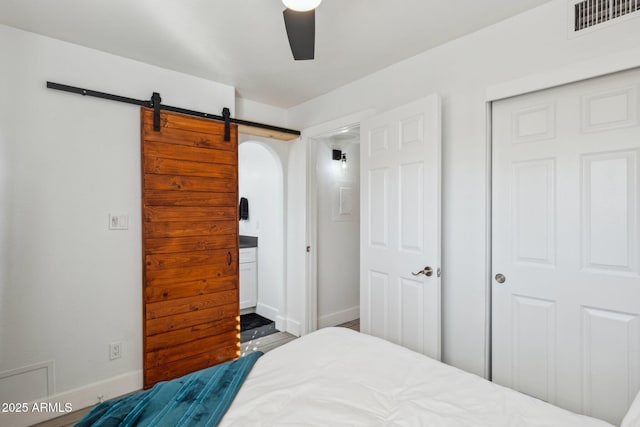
[0,24,235,426]
[316,138,360,327]
[287,0,640,376]
[238,141,285,325]
[236,97,288,128]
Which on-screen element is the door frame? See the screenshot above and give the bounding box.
[237,135,287,330]
[302,109,375,335]
[485,47,640,380]
[296,46,640,367]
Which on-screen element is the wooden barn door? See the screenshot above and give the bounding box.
[141,108,239,388]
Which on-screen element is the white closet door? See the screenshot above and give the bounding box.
[492,68,640,425]
[360,95,442,359]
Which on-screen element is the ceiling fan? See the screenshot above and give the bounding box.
[282,0,322,60]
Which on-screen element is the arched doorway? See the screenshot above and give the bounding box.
[238,141,285,330]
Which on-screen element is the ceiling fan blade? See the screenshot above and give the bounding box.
[283,8,315,60]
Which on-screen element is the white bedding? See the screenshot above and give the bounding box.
[220,328,613,426]
[622,391,640,427]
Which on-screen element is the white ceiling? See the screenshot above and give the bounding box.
[0,0,550,108]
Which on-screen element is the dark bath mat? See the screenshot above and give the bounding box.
[241,313,273,332]
[241,323,279,343]
[240,314,279,343]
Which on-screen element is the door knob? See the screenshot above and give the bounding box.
[412,266,433,277]
[495,273,506,284]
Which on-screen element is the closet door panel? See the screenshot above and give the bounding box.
[143,175,236,193]
[143,220,236,239]
[141,107,239,389]
[143,158,236,178]
[144,234,238,254]
[144,206,236,223]
[144,340,238,387]
[143,140,237,165]
[144,276,237,303]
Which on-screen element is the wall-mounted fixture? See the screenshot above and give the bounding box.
[332,149,347,169]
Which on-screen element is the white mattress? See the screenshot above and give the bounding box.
[221,327,613,426]
[622,390,640,427]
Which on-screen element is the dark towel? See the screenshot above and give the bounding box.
[239,197,249,220]
[76,352,263,427]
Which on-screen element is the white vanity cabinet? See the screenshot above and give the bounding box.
[239,247,257,309]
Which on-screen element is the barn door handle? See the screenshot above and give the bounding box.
[412,266,433,277]
[227,251,232,266]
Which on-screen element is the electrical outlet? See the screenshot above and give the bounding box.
[109,342,122,360]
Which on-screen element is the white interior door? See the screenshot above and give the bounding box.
[360,95,441,360]
[492,68,640,425]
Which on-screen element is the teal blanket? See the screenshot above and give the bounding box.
[77,352,262,427]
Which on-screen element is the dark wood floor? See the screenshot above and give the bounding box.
[32,320,360,427]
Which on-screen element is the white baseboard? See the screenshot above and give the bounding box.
[318,306,360,329]
[239,307,256,315]
[3,370,142,427]
[285,318,301,337]
[248,304,294,336]
[255,302,279,323]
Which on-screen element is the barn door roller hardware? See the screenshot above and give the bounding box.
[46,81,301,141]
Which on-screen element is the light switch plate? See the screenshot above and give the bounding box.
[109,214,129,230]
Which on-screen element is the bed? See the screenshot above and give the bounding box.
[81,327,639,426]
[221,327,620,426]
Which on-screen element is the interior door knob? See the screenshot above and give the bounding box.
[412,266,433,277]
[495,273,506,284]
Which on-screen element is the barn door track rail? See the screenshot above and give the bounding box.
[46,81,301,141]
